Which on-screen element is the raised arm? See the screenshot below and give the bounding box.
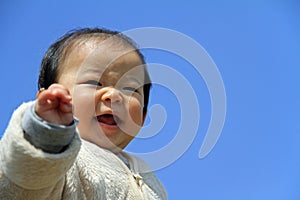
[0,84,81,198]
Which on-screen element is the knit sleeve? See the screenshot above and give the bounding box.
[22,102,78,153]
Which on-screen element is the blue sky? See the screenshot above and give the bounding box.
[1,0,300,199]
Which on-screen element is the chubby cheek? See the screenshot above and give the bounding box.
[120,101,143,138]
[73,92,93,116]
[71,88,96,131]
[128,97,144,126]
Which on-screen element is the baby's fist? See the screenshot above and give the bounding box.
[35,84,73,126]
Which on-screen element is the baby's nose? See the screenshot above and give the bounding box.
[101,88,122,104]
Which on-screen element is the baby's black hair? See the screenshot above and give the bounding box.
[38,27,151,114]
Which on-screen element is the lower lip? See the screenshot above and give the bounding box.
[98,121,120,131]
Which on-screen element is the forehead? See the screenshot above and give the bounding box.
[58,40,145,82]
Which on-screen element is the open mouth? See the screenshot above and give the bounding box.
[97,114,121,126]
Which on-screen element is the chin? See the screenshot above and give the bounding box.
[80,130,132,153]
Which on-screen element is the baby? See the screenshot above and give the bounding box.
[0,28,167,199]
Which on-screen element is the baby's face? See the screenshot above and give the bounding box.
[57,41,146,153]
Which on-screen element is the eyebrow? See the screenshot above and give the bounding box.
[79,66,105,78]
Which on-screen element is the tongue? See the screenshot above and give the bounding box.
[98,114,116,125]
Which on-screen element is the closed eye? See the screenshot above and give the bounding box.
[83,80,102,87]
[123,87,139,93]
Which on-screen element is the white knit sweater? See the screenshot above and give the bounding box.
[0,102,167,199]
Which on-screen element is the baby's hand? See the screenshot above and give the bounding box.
[35,84,73,126]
